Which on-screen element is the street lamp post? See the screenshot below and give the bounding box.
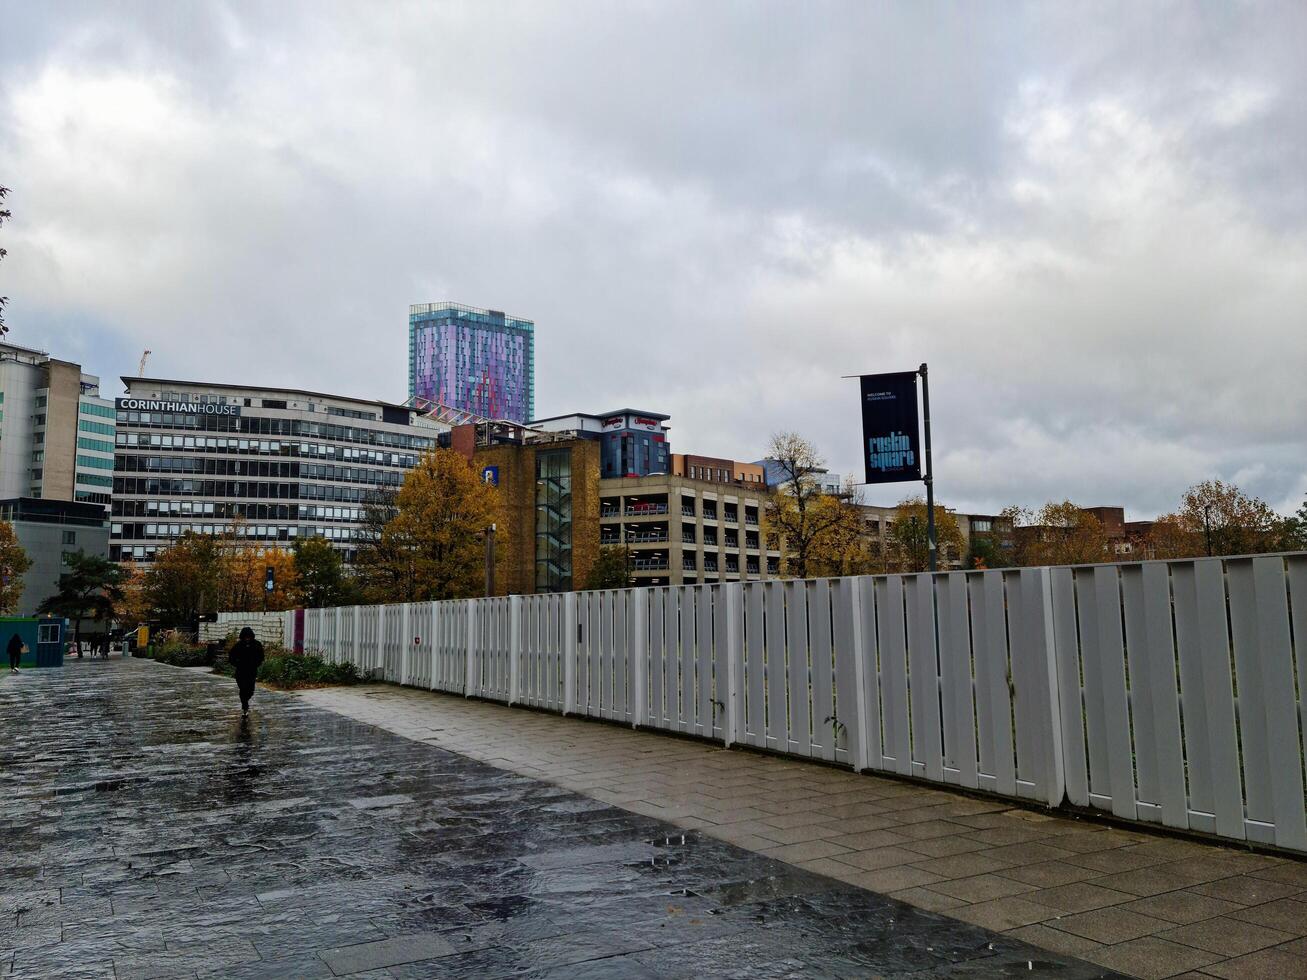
[1203,505,1213,557]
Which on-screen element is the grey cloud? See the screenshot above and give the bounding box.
[0,0,1304,520]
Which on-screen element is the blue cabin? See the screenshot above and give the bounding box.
[1,617,67,668]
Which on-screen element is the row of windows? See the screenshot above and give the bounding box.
[77,473,114,488]
[111,525,358,560]
[79,419,115,436]
[117,432,417,466]
[114,455,405,487]
[113,498,381,520]
[113,478,391,503]
[77,454,115,470]
[77,437,115,454]
[116,412,434,451]
[80,401,117,419]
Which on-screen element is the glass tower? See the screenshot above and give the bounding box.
[408,303,535,423]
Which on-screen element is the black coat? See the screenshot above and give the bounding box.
[7,634,22,657]
[228,637,265,679]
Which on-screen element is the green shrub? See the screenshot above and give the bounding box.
[149,636,214,667]
[211,649,361,689]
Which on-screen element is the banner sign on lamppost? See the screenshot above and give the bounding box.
[856,365,938,572]
[859,372,922,485]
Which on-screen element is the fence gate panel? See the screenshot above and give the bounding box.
[648,589,668,729]
[1006,569,1061,804]
[1172,559,1244,839]
[1120,563,1187,828]
[905,574,941,782]
[874,576,911,776]
[936,573,978,789]
[1227,557,1307,850]
[783,581,811,755]
[1076,566,1138,819]
[762,582,788,750]
[742,584,767,748]
[808,580,838,762]
[695,586,714,738]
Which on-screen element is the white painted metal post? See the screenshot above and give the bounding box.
[723,582,743,747]
[509,595,522,705]
[376,605,386,675]
[1029,567,1066,807]
[848,578,871,772]
[430,601,439,691]
[334,607,342,664]
[400,603,411,686]
[464,599,477,697]
[563,592,578,716]
[352,605,361,669]
[631,588,648,729]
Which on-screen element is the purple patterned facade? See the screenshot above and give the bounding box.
[408,303,535,423]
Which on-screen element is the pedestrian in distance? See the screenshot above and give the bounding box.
[228,627,265,716]
[7,632,24,672]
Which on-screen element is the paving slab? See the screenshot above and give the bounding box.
[0,659,1113,978]
[297,680,1307,978]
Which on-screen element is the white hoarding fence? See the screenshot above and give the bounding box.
[296,553,1307,854]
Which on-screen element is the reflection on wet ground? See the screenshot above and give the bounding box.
[0,660,1121,977]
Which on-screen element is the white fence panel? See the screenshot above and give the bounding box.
[290,550,1307,855]
[520,595,565,711]
[1052,554,1307,852]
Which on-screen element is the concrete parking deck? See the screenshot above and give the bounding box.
[1,659,1113,978]
[299,682,1307,980]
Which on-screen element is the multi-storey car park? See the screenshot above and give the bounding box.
[110,377,447,563]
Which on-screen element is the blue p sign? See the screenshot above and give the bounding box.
[481,466,499,487]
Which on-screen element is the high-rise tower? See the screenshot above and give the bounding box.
[408,303,535,423]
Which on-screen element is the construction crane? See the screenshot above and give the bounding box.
[138,349,152,376]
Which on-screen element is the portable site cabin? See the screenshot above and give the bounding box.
[0,617,67,668]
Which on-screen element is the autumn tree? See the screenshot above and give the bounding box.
[116,565,154,629]
[293,536,360,607]
[146,532,224,627]
[0,519,32,614]
[37,551,125,653]
[884,496,965,573]
[583,546,631,590]
[1150,480,1289,559]
[387,449,502,601]
[220,544,298,611]
[1007,501,1110,567]
[352,488,419,603]
[763,433,867,579]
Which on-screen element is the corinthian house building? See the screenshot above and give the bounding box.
[111,377,447,563]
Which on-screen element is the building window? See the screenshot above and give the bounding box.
[63,530,77,545]
[38,623,60,644]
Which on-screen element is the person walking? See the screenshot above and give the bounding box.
[228,627,265,716]
[7,632,23,672]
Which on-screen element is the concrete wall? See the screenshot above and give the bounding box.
[0,358,37,498]
[38,359,82,501]
[12,519,110,617]
[202,611,291,646]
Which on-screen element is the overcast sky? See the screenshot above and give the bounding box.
[2,1,1304,518]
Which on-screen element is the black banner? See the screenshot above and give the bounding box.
[860,372,921,484]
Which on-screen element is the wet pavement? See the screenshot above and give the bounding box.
[0,660,1121,978]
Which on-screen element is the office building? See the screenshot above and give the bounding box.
[671,453,765,487]
[0,497,110,616]
[471,431,602,595]
[409,303,535,423]
[0,342,116,510]
[600,474,781,587]
[533,409,671,479]
[111,377,447,562]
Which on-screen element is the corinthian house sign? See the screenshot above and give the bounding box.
[858,372,921,484]
[116,398,241,417]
